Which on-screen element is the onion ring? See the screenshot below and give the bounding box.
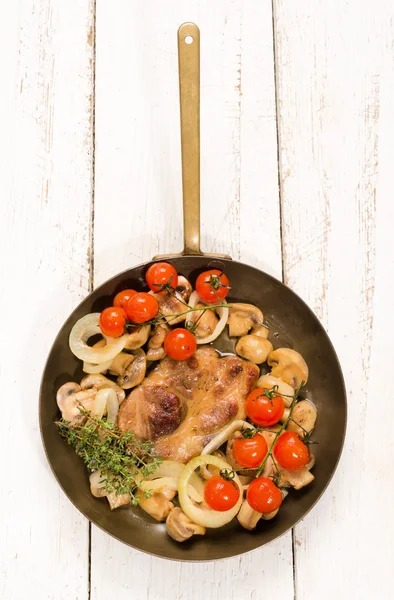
[186,291,229,345]
[69,313,128,362]
[178,455,243,528]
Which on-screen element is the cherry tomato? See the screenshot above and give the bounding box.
[99,307,126,337]
[145,262,178,293]
[246,389,285,427]
[232,433,268,468]
[204,475,240,512]
[113,289,137,310]
[247,477,283,514]
[164,328,197,360]
[195,269,230,304]
[125,292,159,324]
[273,431,310,470]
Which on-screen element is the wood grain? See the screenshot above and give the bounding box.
[0,0,94,597]
[91,1,290,598]
[274,0,394,598]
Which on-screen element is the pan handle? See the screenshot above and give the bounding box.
[152,24,231,261]
[178,23,202,255]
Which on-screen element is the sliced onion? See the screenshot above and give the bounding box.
[106,389,119,425]
[89,470,106,497]
[69,313,128,362]
[139,476,178,493]
[178,455,243,528]
[91,388,119,423]
[145,461,185,481]
[202,420,254,456]
[83,359,113,374]
[186,291,229,345]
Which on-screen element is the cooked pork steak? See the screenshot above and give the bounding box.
[118,346,259,462]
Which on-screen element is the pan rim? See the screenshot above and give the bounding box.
[39,255,347,562]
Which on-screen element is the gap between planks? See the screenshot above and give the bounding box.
[271,0,297,597]
[88,0,97,598]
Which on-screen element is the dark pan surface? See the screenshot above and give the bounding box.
[40,256,347,561]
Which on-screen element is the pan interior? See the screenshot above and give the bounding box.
[40,256,346,561]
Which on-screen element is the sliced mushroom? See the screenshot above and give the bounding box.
[287,400,317,439]
[235,335,273,364]
[124,325,151,350]
[227,303,264,337]
[137,487,176,521]
[146,347,166,361]
[109,352,134,376]
[89,471,130,509]
[251,325,270,339]
[153,291,187,325]
[278,466,314,490]
[175,276,193,302]
[280,407,291,423]
[267,348,309,388]
[146,324,169,360]
[188,304,219,339]
[56,382,97,422]
[106,492,131,510]
[237,499,262,530]
[116,348,146,389]
[166,507,206,542]
[257,375,295,407]
[80,373,125,404]
[148,323,170,349]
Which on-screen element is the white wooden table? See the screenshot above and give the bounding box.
[1,1,393,598]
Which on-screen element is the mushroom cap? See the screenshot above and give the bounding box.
[237,499,262,530]
[146,346,166,361]
[148,324,170,349]
[188,304,219,339]
[235,335,273,364]
[80,373,126,404]
[251,325,270,339]
[116,348,146,389]
[137,488,176,522]
[267,348,309,388]
[175,276,193,302]
[256,375,295,407]
[287,400,317,438]
[56,382,97,422]
[227,303,264,337]
[124,325,151,350]
[166,507,206,542]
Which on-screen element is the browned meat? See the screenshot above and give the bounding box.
[118,346,259,462]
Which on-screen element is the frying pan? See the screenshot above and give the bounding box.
[39,23,346,561]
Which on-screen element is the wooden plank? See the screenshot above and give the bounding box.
[0,0,94,597]
[274,0,394,597]
[92,1,291,598]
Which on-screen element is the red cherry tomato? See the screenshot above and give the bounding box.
[99,307,126,337]
[145,262,178,293]
[273,431,310,470]
[246,389,285,427]
[164,328,197,361]
[247,477,283,513]
[232,433,268,468]
[113,289,137,310]
[125,292,159,324]
[204,475,240,512]
[195,269,230,304]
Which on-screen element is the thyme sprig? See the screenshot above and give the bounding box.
[255,381,305,478]
[57,408,161,505]
[125,302,232,331]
